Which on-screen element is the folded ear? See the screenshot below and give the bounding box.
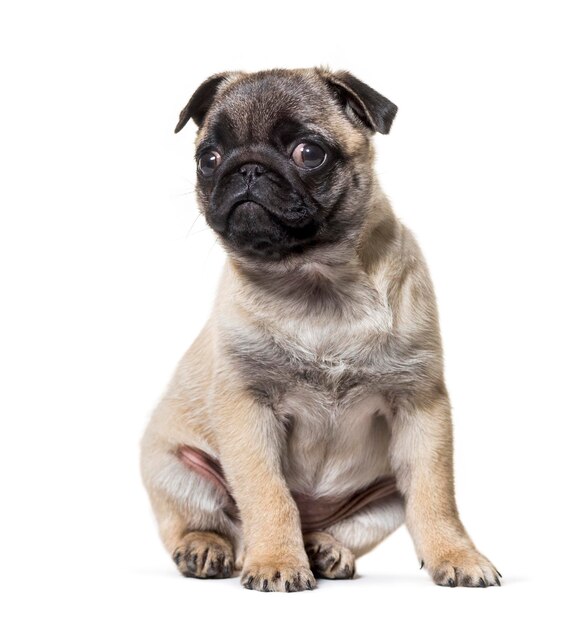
[174,72,242,133]
[319,69,398,135]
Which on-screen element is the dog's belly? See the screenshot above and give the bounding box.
[175,377,399,532]
[278,387,393,499]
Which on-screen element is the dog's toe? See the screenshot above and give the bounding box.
[424,547,501,588]
[241,563,316,592]
[304,531,356,579]
[172,530,234,579]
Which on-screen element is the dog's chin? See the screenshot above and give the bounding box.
[219,201,318,260]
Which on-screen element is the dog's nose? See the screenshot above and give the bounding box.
[239,163,265,181]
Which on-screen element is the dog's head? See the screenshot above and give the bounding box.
[175,68,397,261]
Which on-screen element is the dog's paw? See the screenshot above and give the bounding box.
[424,547,501,588]
[304,531,356,579]
[241,562,316,592]
[172,530,234,579]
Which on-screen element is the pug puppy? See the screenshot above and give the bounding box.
[140,67,501,592]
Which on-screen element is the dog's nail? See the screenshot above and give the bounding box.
[479,577,486,587]
[262,578,269,591]
[420,560,425,569]
[448,578,456,587]
[285,580,291,592]
[495,576,501,586]
[496,569,503,578]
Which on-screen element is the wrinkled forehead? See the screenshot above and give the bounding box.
[198,73,364,152]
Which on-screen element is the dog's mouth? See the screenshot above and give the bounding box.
[230,199,266,213]
[217,196,321,259]
[229,198,314,228]
[226,199,272,231]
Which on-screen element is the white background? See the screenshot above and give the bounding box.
[1,1,583,624]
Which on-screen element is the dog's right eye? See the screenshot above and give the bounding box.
[198,150,222,176]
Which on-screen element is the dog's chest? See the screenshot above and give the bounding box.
[279,380,393,497]
[257,320,396,497]
[224,279,417,497]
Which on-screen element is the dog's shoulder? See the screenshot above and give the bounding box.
[385,224,441,348]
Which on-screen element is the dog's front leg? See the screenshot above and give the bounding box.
[213,379,315,592]
[391,390,501,587]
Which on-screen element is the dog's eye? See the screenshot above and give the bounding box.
[198,150,222,176]
[291,143,326,169]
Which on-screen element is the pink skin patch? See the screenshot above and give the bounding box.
[177,445,399,532]
[177,445,231,493]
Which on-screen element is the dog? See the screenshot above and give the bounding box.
[140,67,501,591]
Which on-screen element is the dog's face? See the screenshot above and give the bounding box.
[175,68,397,261]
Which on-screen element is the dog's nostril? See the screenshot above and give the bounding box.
[239,163,265,178]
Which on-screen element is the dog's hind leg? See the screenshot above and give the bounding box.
[304,495,405,579]
[141,424,242,579]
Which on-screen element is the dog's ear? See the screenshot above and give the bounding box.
[319,69,398,135]
[174,72,242,133]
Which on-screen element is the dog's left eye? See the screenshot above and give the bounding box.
[291,143,326,169]
[198,150,222,176]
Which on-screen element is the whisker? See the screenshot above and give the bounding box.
[185,218,210,239]
[204,235,221,261]
[186,226,212,237]
[185,211,204,238]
